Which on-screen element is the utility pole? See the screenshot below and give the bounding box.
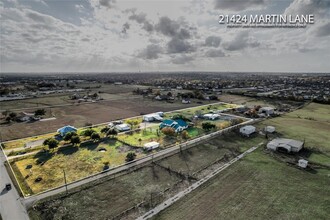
[63,169,68,194]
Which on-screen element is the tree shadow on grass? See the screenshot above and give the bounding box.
[57,145,79,155]
[79,141,100,151]
[33,150,54,165]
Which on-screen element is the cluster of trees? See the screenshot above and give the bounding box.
[172,114,191,122]
[2,108,46,123]
[43,138,59,150]
[161,127,190,140]
[34,109,46,116]
[2,111,17,122]
[81,128,102,141]
[63,132,81,146]
[101,127,118,138]
[202,122,216,131]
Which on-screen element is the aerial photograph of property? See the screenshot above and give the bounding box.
[0,0,329,220]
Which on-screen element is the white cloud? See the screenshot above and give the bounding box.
[1,0,330,72]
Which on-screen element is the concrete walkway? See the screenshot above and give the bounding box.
[137,143,263,220]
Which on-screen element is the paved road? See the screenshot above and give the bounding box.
[0,148,29,220]
[137,143,262,220]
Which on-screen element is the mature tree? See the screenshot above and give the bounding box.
[126,119,140,130]
[91,132,100,141]
[161,127,176,136]
[101,127,110,133]
[172,114,191,122]
[9,112,17,119]
[202,122,216,131]
[34,109,46,116]
[63,132,76,141]
[126,152,137,162]
[43,138,59,150]
[106,129,118,138]
[71,135,81,146]
[81,128,95,137]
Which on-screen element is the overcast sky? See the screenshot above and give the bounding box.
[1,0,330,73]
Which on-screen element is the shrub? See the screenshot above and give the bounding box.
[161,127,176,136]
[126,152,137,162]
[202,122,216,131]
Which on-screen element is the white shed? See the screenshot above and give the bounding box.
[259,107,274,116]
[298,159,308,168]
[144,141,160,151]
[203,113,220,120]
[265,126,276,133]
[239,125,256,136]
[143,115,155,122]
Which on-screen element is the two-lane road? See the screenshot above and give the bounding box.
[0,147,29,220]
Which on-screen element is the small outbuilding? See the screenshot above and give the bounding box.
[57,125,77,136]
[239,125,256,137]
[298,159,308,168]
[264,126,276,133]
[259,107,274,116]
[115,123,131,132]
[267,138,304,153]
[143,141,160,151]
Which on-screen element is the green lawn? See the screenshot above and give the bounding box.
[117,126,162,146]
[11,138,144,195]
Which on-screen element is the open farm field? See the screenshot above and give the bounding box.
[153,103,330,220]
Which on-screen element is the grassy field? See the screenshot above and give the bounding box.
[28,130,253,219]
[29,165,182,220]
[157,135,264,175]
[10,139,145,195]
[154,103,330,219]
[154,147,330,220]
[258,103,330,166]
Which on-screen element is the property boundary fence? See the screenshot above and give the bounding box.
[21,117,257,205]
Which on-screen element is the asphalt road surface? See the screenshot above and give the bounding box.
[0,148,29,220]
